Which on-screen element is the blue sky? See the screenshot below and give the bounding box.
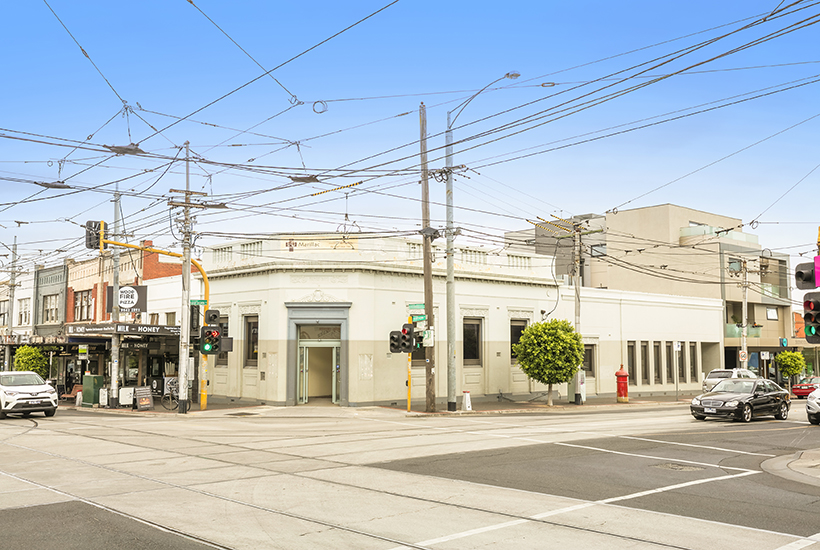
[1,1,819,290]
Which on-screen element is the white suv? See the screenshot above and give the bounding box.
[702,368,757,393]
[0,371,58,418]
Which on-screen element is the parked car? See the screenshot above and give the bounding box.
[690,378,789,422]
[807,388,820,425]
[0,371,58,419]
[792,377,820,399]
[701,368,757,392]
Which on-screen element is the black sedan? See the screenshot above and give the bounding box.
[690,378,790,422]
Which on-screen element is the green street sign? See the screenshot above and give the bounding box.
[408,303,425,309]
[412,314,427,322]
[190,299,208,305]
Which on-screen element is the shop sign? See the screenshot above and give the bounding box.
[67,323,180,337]
[106,285,148,313]
[78,344,88,361]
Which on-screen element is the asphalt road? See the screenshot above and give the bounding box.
[376,407,820,537]
[3,402,820,549]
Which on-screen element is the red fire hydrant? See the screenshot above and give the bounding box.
[616,366,629,403]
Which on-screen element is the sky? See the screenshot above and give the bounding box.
[1,1,819,300]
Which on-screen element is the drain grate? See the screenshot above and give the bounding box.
[226,412,260,417]
[653,462,705,472]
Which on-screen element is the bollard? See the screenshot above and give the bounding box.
[615,366,629,403]
[462,390,472,411]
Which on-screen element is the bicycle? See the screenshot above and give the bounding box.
[160,378,191,412]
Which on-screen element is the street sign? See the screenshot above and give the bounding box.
[190,299,208,305]
[408,303,425,309]
[739,350,748,362]
[78,344,88,361]
[412,314,427,322]
[761,351,770,360]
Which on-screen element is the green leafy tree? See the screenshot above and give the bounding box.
[13,345,48,379]
[512,319,584,406]
[775,350,806,395]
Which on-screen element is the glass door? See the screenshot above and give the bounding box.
[298,346,309,404]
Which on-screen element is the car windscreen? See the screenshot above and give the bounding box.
[0,373,45,386]
[707,371,732,379]
[712,379,754,394]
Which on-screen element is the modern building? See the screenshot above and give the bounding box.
[510,204,794,378]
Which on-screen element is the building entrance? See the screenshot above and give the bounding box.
[297,324,341,405]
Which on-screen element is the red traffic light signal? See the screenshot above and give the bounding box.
[804,292,820,344]
[400,323,414,352]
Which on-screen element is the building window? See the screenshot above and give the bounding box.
[666,342,674,384]
[678,344,685,381]
[165,312,176,326]
[641,342,649,385]
[17,298,30,326]
[213,246,233,263]
[766,307,778,321]
[217,316,229,366]
[74,290,93,321]
[653,342,661,384]
[627,341,636,385]
[43,294,59,323]
[463,319,482,366]
[408,243,423,261]
[240,241,262,259]
[689,343,698,381]
[245,316,258,367]
[582,344,595,377]
[510,320,527,362]
[0,300,7,327]
[149,313,159,325]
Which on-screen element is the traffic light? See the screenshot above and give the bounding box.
[795,259,819,289]
[84,220,108,250]
[84,221,100,249]
[205,309,220,325]
[389,330,402,353]
[400,323,414,353]
[200,325,222,355]
[804,292,820,344]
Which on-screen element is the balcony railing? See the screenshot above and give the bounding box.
[725,324,762,338]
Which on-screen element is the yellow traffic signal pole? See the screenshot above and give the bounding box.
[98,221,211,409]
[407,315,412,412]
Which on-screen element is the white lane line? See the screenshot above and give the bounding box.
[387,471,761,549]
[773,537,820,550]
[597,471,759,504]
[612,435,777,457]
[554,441,756,472]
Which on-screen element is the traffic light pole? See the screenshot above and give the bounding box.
[178,141,192,415]
[3,237,16,372]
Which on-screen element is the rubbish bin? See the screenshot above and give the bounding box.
[82,375,105,408]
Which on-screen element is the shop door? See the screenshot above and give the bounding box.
[297,344,341,404]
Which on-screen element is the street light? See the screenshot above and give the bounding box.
[445,71,519,412]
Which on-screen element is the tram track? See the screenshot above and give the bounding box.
[0,413,768,550]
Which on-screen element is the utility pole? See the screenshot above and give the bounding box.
[178,141,192,414]
[3,237,16,372]
[741,258,748,369]
[445,112,457,412]
[109,187,121,408]
[573,226,582,405]
[420,103,436,413]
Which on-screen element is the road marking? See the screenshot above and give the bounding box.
[554,441,757,472]
[773,534,820,550]
[613,435,776,457]
[597,471,759,504]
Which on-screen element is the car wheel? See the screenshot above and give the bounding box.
[44,409,56,417]
[810,414,820,425]
[738,404,753,423]
[774,402,789,420]
[693,415,706,421]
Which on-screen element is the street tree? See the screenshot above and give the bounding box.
[775,350,806,394]
[512,319,584,406]
[13,345,48,379]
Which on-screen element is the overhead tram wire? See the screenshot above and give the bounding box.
[139,0,401,144]
[748,159,820,224]
[185,0,300,105]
